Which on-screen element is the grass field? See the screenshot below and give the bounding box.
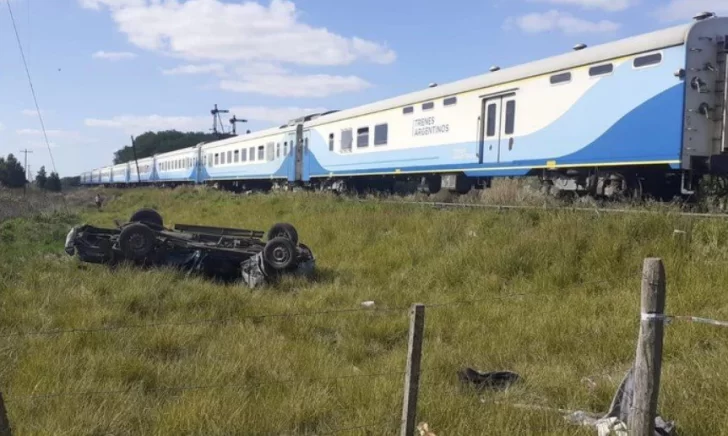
[2,186,728,435]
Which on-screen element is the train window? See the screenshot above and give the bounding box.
[249,147,255,161]
[241,148,247,162]
[267,142,275,161]
[634,53,662,68]
[357,127,369,147]
[284,141,288,156]
[550,72,571,85]
[227,151,232,163]
[329,133,334,151]
[258,145,265,161]
[589,63,613,76]
[222,153,226,165]
[374,123,388,146]
[504,100,516,135]
[234,150,240,162]
[403,106,414,115]
[444,96,457,106]
[422,102,434,111]
[341,128,353,152]
[486,103,497,137]
[277,143,280,158]
[208,155,213,167]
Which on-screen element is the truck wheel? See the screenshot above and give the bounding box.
[119,223,156,260]
[263,237,296,270]
[267,222,298,245]
[129,208,163,227]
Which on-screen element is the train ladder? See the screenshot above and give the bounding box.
[715,36,728,153]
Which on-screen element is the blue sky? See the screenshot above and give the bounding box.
[0,0,722,177]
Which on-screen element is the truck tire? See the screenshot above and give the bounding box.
[266,222,298,245]
[263,237,296,270]
[129,208,163,227]
[119,223,156,260]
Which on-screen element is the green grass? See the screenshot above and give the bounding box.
[3,186,728,434]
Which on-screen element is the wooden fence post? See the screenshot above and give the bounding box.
[401,303,425,436]
[0,391,12,436]
[630,258,666,436]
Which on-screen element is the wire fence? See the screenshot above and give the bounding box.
[0,266,727,435]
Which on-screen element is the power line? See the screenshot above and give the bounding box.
[6,0,57,176]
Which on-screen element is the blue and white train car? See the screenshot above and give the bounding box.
[128,156,155,184]
[78,14,728,199]
[298,15,728,198]
[155,146,201,185]
[198,126,297,189]
[111,163,128,185]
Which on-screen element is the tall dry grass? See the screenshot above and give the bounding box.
[0,186,727,434]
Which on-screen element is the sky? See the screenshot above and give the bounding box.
[0,0,724,177]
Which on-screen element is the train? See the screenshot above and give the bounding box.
[80,12,728,200]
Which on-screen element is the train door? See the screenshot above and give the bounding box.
[479,92,516,164]
[286,130,297,181]
[293,124,306,182]
[302,129,311,182]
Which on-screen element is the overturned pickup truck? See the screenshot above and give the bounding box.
[64,208,315,288]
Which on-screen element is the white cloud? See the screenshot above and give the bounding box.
[79,0,395,67]
[161,63,226,76]
[16,128,82,139]
[530,0,636,12]
[221,73,371,98]
[84,106,327,134]
[20,109,52,117]
[505,10,620,34]
[92,50,137,61]
[656,0,728,22]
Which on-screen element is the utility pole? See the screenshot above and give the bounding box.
[19,148,33,195]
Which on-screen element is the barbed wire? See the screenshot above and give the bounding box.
[0,305,409,338]
[7,371,405,401]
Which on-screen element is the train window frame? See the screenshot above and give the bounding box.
[227,150,232,164]
[549,71,572,85]
[277,143,281,158]
[403,106,414,115]
[283,141,288,156]
[341,128,353,152]
[633,52,662,69]
[357,126,369,148]
[443,96,457,106]
[422,101,434,111]
[234,150,240,163]
[220,153,225,165]
[504,100,516,135]
[374,123,388,146]
[329,133,335,151]
[589,63,613,77]
[258,145,265,161]
[214,153,219,165]
[241,148,247,162]
[486,103,497,137]
[249,147,255,161]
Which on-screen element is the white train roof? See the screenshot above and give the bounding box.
[306,19,707,127]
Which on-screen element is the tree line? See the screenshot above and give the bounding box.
[0,153,62,191]
[113,130,233,164]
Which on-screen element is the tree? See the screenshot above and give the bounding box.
[46,172,62,192]
[35,165,48,189]
[0,154,26,188]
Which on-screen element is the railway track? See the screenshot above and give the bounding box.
[352,198,728,220]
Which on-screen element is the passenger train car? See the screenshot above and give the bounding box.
[80,14,728,199]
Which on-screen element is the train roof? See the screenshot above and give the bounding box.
[306,19,707,127]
